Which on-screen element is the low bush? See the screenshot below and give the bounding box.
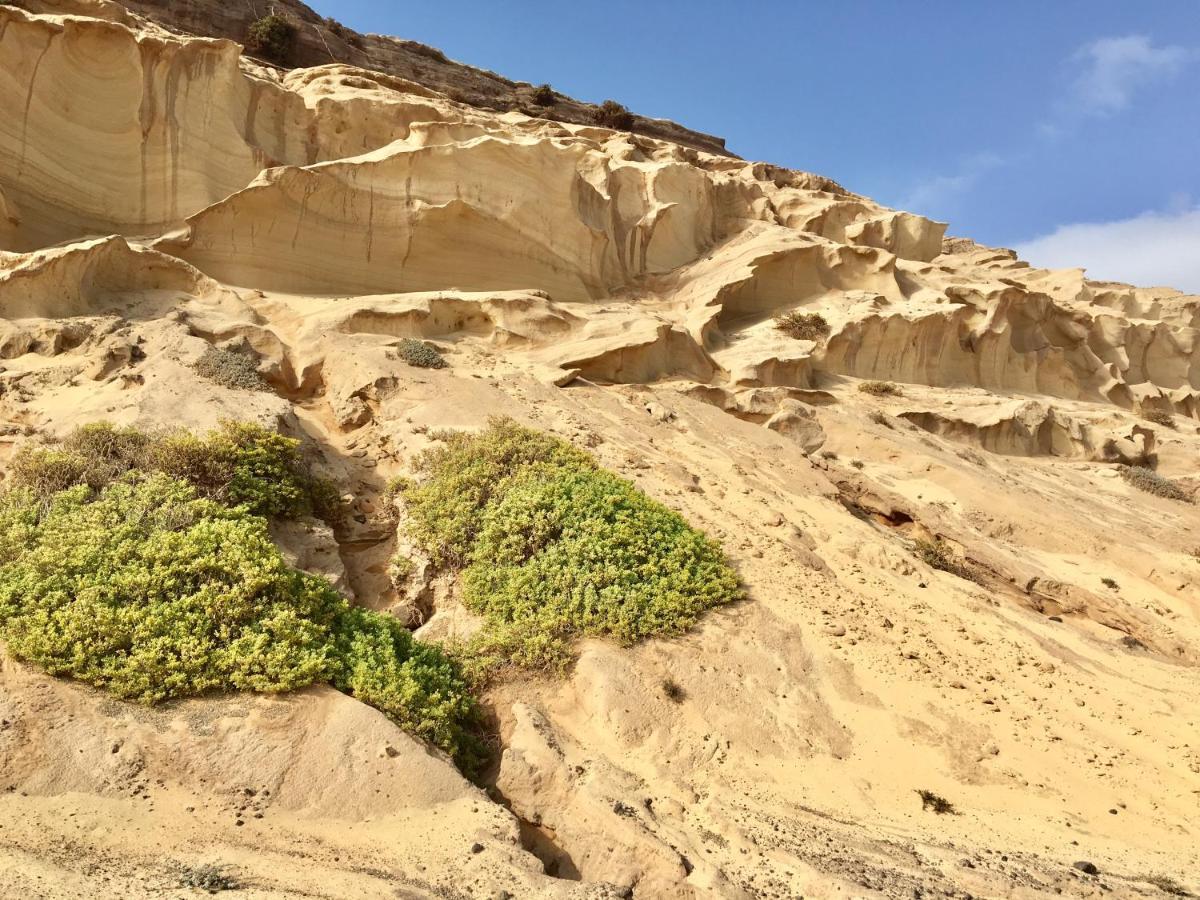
[9,421,328,520]
[531,83,555,106]
[914,538,977,582]
[245,14,297,65]
[178,863,238,892]
[401,419,741,675]
[774,311,830,341]
[193,347,269,392]
[593,100,634,130]
[0,473,480,767]
[1119,466,1192,503]
[858,380,901,397]
[1140,408,1176,429]
[916,789,956,814]
[397,338,448,370]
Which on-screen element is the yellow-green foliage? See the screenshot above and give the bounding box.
[402,419,742,674]
[0,439,479,767]
[10,421,327,520]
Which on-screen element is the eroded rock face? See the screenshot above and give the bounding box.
[1,3,1199,899]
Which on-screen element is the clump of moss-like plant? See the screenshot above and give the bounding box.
[399,419,742,677]
[397,338,448,370]
[193,346,269,392]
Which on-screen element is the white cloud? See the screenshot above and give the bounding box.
[901,152,1006,217]
[1070,35,1191,116]
[1014,206,1200,293]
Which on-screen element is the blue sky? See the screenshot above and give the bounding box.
[309,1,1200,291]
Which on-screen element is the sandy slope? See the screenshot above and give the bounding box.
[0,2,1198,898]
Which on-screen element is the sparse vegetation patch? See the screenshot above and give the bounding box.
[400,419,742,677]
[1140,408,1176,429]
[1119,466,1192,503]
[916,789,956,814]
[178,863,239,892]
[914,538,977,583]
[774,311,830,341]
[858,380,901,397]
[9,421,333,520]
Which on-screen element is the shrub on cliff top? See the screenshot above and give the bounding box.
[401,419,742,675]
[245,14,297,65]
[593,100,634,130]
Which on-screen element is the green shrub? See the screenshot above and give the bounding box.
[593,100,634,130]
[402,419,741,675]
[10,422,326,520]
[0,474,479,766]
[245,14,297,65]
[774,311,830,341]
[858,380,901,397]
[397,338,448,370]
[531,83,555,106]
[1119,466,1192,503]
[403,419,591,566]
[193,347,269,392]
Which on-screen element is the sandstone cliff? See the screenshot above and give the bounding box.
[0,2,1197,899]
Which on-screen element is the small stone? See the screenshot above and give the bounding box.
[1072,861,1099,875]
[471,842,484,854]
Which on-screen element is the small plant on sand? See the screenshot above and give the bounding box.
[1119,466,1192,503]
[531,83,555,106]
[399,419,742,677]
[178,863,239,892]
[914,538,977,583]
[193,346,269,392]
[1101,577,1119,590]
[592,100,634,130]
[397,338,448,370]
[661,678,686,703]
[773,311,830,341]
[245,14,297,65]
[1140,408,1176,429]
[868,410,894,429]
[858,380,901,397]
[916,789,956,815]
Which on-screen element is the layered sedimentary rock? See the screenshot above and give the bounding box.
[1,3,1199,899]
